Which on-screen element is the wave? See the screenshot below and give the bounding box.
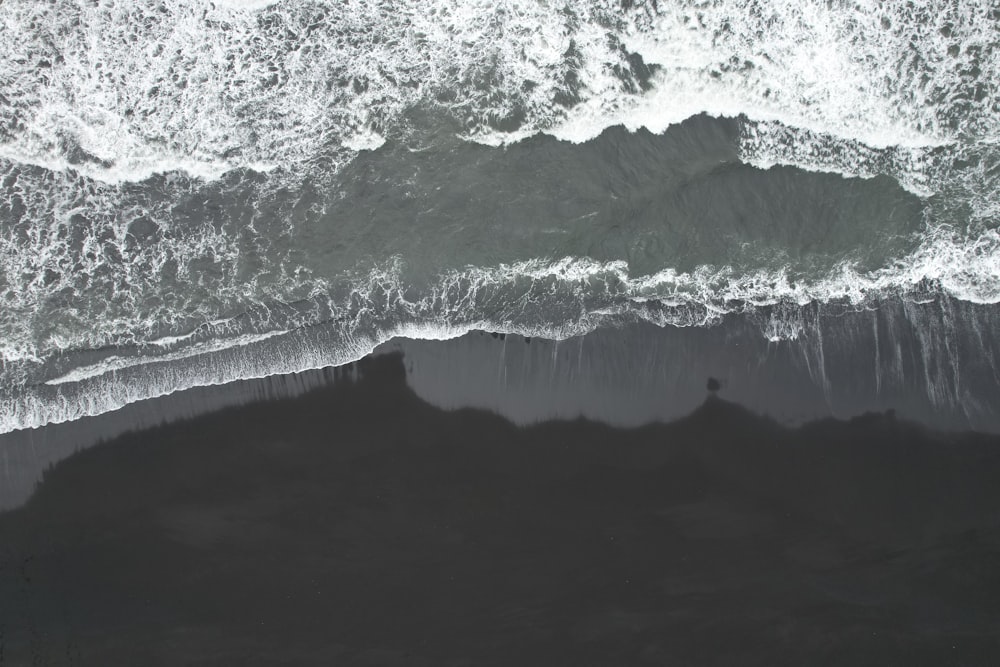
[1,0,995,185]
[2,217,998,432]
[2,133,993,369]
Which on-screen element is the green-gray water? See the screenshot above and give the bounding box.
[0,0,997,431]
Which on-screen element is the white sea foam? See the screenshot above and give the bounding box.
[0,159,317,379]
[1,0,994,186]
[213,0,284,11]
[1,217,997,433]
[343,129,387,153]
[1,0,620,182]
[44,329,289,385]
[478,0,998,204]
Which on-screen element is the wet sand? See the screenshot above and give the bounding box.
[2,351,1000,665]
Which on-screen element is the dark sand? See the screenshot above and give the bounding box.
[2,352,1000,665]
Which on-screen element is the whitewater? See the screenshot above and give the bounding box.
[0,0,998,432]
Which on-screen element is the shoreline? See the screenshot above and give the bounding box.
[4,293,1000,437]
[4,302,1000,511]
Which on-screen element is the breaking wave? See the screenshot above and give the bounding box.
[1,218,997,433]
[1,0,996,183]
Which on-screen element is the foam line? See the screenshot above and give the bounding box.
[2,221,999,432]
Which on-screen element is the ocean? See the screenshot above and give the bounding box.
[1,0,998,433]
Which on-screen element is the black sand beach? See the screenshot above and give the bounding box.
[3,351,1000,666]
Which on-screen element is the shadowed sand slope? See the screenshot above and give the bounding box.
[2,353,1000,665]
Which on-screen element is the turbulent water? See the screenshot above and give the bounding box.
[0,0,998,432]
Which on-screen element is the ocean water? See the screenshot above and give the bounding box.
[1,0,998,432]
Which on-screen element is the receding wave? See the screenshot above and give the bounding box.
[2,219,998,433]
